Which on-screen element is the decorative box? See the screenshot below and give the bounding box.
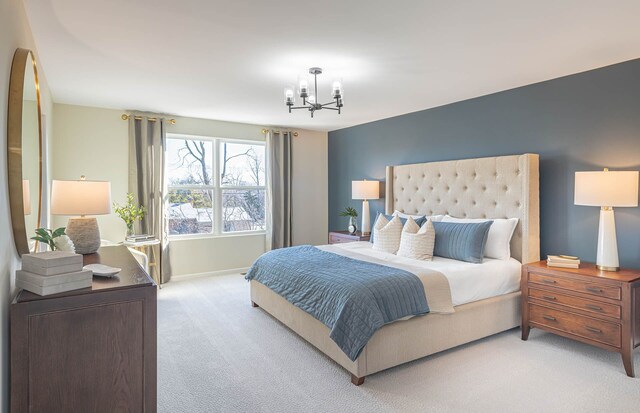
[21,251,83,276]
[15,269,92,296]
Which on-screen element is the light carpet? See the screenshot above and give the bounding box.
[158,274,640,413]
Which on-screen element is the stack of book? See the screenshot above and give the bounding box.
[125,234,154,242]
[16,251,92,296]
[547,255,580,269]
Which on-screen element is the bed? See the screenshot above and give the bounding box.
[250,153,540,385]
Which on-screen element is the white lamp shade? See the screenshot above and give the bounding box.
[51,179,112,216]
[352,180,380,200]
[22,180,31,215]
[575,170,639,207]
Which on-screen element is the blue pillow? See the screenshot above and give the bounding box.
[370,213,427,243]
[432,221,493,263]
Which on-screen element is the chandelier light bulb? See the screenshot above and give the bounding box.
[331,80,343,99]
[284,87,295,105]
[298,78,309,98]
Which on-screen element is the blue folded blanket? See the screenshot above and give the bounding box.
[245,245,429,361]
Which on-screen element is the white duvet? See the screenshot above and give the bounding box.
[318,241,521,307]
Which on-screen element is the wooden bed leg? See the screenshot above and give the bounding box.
[351,374,365,386]
[251,301,259,308]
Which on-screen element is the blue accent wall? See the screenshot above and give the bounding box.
[328,59,640,269]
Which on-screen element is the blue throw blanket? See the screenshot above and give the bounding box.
[245,245,429,361]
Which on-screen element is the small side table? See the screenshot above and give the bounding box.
[521,260,640,377]
[123,239,161,285]
[328,231,370,244]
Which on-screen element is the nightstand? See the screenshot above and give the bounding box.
[328,231,370,244]
[521,261,640,377]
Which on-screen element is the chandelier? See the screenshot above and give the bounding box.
[284,67,343,118]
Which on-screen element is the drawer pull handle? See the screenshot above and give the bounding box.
[543,315,557,322]
[585,326,602,334]
[542,295,556,300]
[585,304,602,311]
[542,279,557,284]
[586,287,603,293]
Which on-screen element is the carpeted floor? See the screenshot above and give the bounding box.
[158,274,640,413]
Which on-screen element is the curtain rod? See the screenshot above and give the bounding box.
[261,128,299,137]
[121,114,177,125]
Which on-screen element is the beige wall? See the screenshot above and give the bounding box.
[51,104,328,278]
[292,129,328,246]
[0,0,54,410]
[51,105,129,241]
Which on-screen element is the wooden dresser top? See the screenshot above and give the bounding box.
[526,260,640,283]
[15,245,155,303]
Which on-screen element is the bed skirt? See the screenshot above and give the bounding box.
[250,280,521,380]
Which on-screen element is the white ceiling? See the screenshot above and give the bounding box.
[24,0,640,132]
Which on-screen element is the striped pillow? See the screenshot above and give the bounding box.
[433,221,493,263]
[372,214,403,254]
[397,218,436,261]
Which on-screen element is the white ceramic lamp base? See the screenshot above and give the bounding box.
[596,207,620,271]
[361,200,371,235]
[66,217,101,255]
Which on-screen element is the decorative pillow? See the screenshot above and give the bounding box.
[397,218,436,261]
[441,216,518,260]
[433,221,493,263]
[370,213,426,243]
[372,214,403,254]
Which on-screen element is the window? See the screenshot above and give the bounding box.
[165,134,266,237]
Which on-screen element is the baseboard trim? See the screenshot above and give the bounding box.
[168,267,250,282]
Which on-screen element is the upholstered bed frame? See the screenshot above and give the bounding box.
[250,153,540,385]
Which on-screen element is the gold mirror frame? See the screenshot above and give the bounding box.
[7,48,43,256]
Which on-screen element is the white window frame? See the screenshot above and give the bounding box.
[166,133,266,240]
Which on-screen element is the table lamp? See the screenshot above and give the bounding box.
[574,168,639,271]
[352,180,380,235]
[51,177,112,254]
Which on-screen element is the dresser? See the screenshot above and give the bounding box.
[521,261,640,377]
[328,231,370,244]
[11,246,157,412]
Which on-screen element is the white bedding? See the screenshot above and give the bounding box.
[318,241,521,307]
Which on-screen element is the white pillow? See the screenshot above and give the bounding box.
[441,215,518,260]
[372,214,403,254]
[397,218,435,261]
[393,210,445,222]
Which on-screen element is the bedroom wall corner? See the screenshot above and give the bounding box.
[0,0,54,410]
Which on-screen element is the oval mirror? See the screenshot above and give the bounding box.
[7,48,43,256]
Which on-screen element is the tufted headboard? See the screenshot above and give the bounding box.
[385,154,540,263]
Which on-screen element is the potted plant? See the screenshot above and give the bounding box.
[31,227,75,252]
[113,193,146,238]
[339,207,358,235]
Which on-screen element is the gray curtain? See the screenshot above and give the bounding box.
[128,115,170,284]
[265,130,292,250]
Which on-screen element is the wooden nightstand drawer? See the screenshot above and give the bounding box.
[528,287,621,319]
[529,303,621,348]
[329,234,347,244]
[529,272,621,300]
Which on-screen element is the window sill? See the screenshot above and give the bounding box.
[168,231,266,242]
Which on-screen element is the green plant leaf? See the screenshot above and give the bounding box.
[338,206,358,217]
[35,228,50,238]
[31,236,49,243]
[52,227,66,237]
